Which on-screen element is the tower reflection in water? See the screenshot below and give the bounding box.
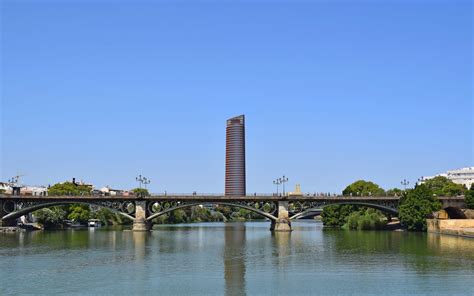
[224,223,247,296]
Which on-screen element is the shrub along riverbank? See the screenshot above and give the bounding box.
[321,205,389,230]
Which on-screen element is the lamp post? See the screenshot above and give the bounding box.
[273,178,282,196]
[401,179,410,190]
[136,175,151,192]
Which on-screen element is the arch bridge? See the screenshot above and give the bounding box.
[0,195,465,231]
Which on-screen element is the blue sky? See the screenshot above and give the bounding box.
[1,0,472,193]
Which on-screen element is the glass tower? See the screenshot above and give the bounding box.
[225,115,246,196]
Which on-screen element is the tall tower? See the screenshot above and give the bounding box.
[225,115,246,196]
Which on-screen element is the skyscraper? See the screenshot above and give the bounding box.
[225,115,246,196]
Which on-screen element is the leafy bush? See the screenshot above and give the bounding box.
[344,208,386,230]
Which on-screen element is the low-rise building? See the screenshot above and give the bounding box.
[21,186,48,196]
[100,186,132,196]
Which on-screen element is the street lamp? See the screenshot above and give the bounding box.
[273,178,282,195]
[401,179,410,190]
[136,175,151,189]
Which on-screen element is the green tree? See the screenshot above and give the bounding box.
[67,204,90,224]
[465,187,474,209]
[34,207,67,229]
[132,188,150,197]
[48,182,91,196]
[422,176,465,196]
[342,180,385,196]
[398,184,441,231]
[0,189,5,194]
[168,209,187,223]
[321,205,356,227]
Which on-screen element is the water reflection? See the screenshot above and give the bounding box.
[1,223,473,295]
[132,231,148,261]
[224,223,246,296]
[272,232,291,266]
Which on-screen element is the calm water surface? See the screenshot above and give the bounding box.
[1,221,473,295]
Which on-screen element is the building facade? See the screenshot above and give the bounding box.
[225,115,246,196]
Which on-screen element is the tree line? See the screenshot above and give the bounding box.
[323,177,473,231]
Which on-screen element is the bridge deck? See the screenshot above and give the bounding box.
[0,195,464,202]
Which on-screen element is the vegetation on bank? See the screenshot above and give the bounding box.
[321,205,388,230]
[324,178,466,232]
[33,203,264,229]
[398,184,441,231]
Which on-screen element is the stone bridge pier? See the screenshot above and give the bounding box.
[270,201,292,232]
[132,201,150,231]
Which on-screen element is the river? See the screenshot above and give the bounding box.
[1,221,473,295]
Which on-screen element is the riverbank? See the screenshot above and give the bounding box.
[427,219,474,238]
[0,227,24,233]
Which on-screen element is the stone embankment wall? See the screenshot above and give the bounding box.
[427,219,474,238]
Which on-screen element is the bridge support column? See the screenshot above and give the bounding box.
[270,201,292,232]
[132,201,150,231]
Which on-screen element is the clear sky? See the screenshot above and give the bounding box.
[1,0,472,194]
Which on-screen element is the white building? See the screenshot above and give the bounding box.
[420,167,474,189]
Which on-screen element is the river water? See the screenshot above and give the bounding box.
[1,221,473,295]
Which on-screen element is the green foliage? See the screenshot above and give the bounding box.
[0,189,5,194]
[466,187,474,209]
[321,205,356,227]
[91,208,131,225]
[386,188,403,197]
[34,207,67,229]
[398,184,441,231]
[132,188,150,197]
[48,182,91,196]
[168,209,187,224]
[67,204,90,224]
[342,180,385,196]
[345,208,386,230]
[422,176,465,196]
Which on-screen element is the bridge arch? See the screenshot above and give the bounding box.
[290,201,398,220]
[1,201,135,222]
[146,201,278,222]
